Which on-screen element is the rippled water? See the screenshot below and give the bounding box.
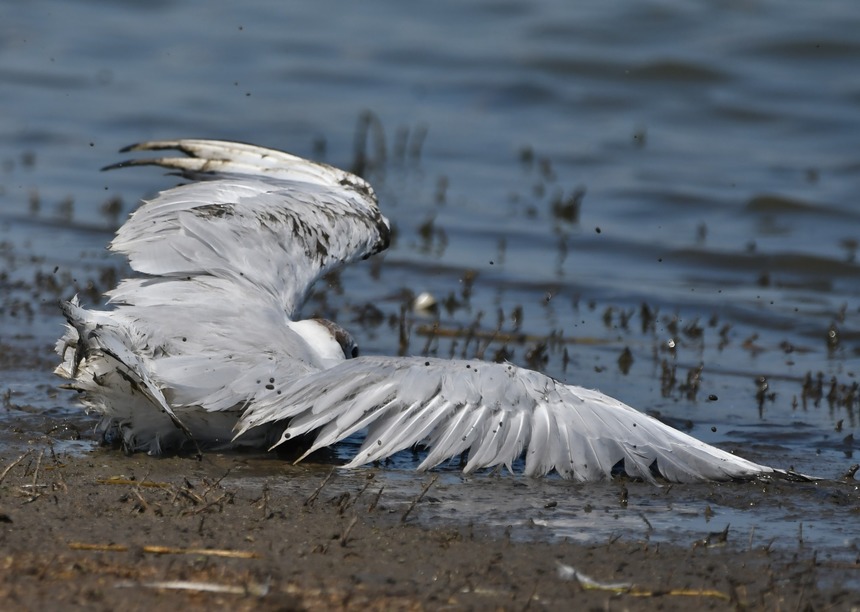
[2,0,859,561]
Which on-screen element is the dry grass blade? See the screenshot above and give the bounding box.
[68,542,259,558]
[142,545,259,559]
[115,580,269,596]
[97,477,171,488]
[69,542,130,552]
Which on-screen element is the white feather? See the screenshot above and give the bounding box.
[236,356,777,482]
[54,139,795,482]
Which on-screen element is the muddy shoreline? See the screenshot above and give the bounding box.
[1,424,858,610]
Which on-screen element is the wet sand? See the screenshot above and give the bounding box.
[1,424,858,611]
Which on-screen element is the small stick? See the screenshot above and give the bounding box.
[368,486,384,512]
[181,492,233,516]
[30,449,44,489]
[345,475,375,511]
[0,450,34,485]
[401,475,438,523]
[69,542,129,552]
[132,488,155,514]
[256,482,270,518]
[46,443,69,493]
[97,477,170,488]
[176,485,205,506]
[340,516,359,547]
[304,468,335,507]
[201,468,232,497]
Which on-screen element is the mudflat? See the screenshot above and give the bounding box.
[1,425,858,611]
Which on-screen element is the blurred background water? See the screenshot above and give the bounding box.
[1,0,859,561]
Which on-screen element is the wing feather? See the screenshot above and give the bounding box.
[236,356,775,482]
[55,297,195,447]
[55,139,790,483]
[107,140,389,317]
[109,139,375,196]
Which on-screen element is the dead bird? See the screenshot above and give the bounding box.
[56,139,798,483]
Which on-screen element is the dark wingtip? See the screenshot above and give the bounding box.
[761,469,818,483]
[104,141,197,172]
[101,142,149,171]
[121,140,189,154]
[101,160,137,172]
[118,142,143,154]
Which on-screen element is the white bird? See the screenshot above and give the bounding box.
[55,139,789,482]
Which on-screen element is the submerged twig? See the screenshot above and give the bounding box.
[415,324,610,346]
[693,524,730,549]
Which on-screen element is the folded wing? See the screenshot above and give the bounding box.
[55,296,197,450]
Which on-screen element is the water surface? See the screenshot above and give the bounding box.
[1,0,858,564]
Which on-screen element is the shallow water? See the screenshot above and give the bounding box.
[1,0,859,561]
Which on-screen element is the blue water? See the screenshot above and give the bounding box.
[1,0,859,564]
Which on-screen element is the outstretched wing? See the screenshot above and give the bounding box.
[235,356,774,483]
[106,139,390,318]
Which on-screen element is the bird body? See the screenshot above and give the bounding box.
[56,139,786,482]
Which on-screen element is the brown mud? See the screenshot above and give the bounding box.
[1,423,859,611]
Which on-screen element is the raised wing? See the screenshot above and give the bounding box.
[236,356,775,483]
[106,140,390,318]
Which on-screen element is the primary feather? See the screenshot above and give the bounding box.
[55,139,788,482]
